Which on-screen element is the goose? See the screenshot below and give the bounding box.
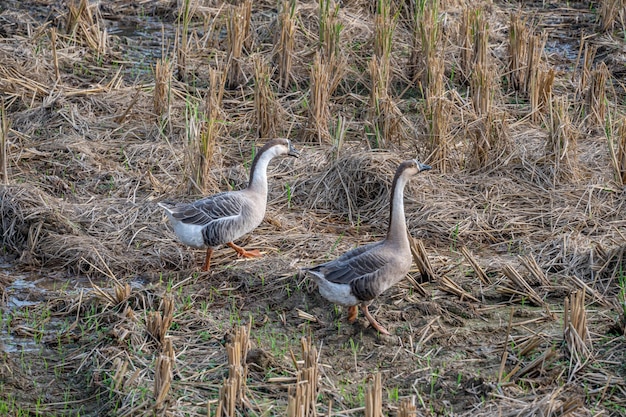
[304,159,431,335]
[158,138,300,271]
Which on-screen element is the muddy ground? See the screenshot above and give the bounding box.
[0,0,625,416]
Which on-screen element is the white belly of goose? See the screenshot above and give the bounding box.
[170,221,207,249]
[308,271,359,306]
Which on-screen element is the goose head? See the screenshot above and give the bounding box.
[248,138,300,191]
[398,159,431,177]
[259,138,300,159]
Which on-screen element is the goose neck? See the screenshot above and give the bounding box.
[386,174,409,243]
[247,147,275,194]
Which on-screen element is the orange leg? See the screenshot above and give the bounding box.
[347,305,358,323]
[201,248,214,271]
[362,305,390,335]
[227,242,262,258]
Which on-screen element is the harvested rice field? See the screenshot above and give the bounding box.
[0,0,625,415]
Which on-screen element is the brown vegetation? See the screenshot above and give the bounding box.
[0,0,625,416]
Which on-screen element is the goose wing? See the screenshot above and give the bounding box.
[309,242,385,283]
[309,242,391,302]
[168,192,245,226]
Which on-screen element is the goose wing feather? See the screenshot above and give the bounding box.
[310,242,387,284]
[168,192,245,226]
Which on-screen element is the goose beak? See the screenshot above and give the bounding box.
[288,143,301,158]
[416,160,431,172]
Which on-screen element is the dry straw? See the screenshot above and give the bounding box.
[424,54,450,172]
[508,13,527,92]
[575,42,596,101]
[397,397,417,417]
[147,297,175,346]
[287,337,319,417]
[154,338,175,413]
[598,0,626,32]
[153,58,172,123]
[92,280,131,307]
[66,0,108,57]
[275,0,297,91]
[459,7,489,83]
[460,246,490,285]
[564,289,591,379]
[319,0,343,81]
[308,0,345,143]
[373,0,394,86]
[308,52,331,143]
[0,101,8,185]
[254,56,278,138]
[501,265,548,308]
[508,13,552,120]
[410,238,436,283]
[188,67,226,194]
[226,5,245,88]
[526,34,550,121]
[468,9,491,116]
[227,2,251,88]
[295,149,400,224]
[368,0,404,149]
[586,62,609,126]
[609,116,626,186]
[544,95,578,182]
[183,97,203,193]
[407,0,440,89]
[215,325,251,417]
[365,373,383,417]
[176,0,196,83]
[459,7,473,83]
[49,28,60,81]
[369,56,404,149]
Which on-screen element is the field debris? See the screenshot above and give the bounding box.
[0,0,624,416]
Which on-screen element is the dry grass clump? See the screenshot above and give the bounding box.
[409,0,441,91]
[598,0,626,32]
[367,0,404,148]
[154,338,175,414]
[294,149,401,225]
[307,0,346,144]
[508,14,553,121]
[574,42,596,103]
[175,0,196,83]
[275,0,297,91]
[2,1,626,416]
[318,0,345,93]
[424,86,451,173]
[543,95,579,182]
[0,184,195,275]
[193,67,226,194]
[365,373,382,417]
[0,102,8,185]
[608,116,626,186]
[227,1,252,88]
[287,337,319,417]
[586,62,609,127]
[397,397,417,417]
[564,289,591,379]
[153,58,172,124]
[216,325,251,417]
[66,0,108,57]
[254,57,279,139]
[308,53,332,144]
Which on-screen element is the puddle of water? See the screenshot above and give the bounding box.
[1,256,148,354]
[545,39,580,62]
[1,330,41,353]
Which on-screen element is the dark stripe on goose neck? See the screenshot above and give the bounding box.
[247,139,287,188]
[387,161,414,234]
